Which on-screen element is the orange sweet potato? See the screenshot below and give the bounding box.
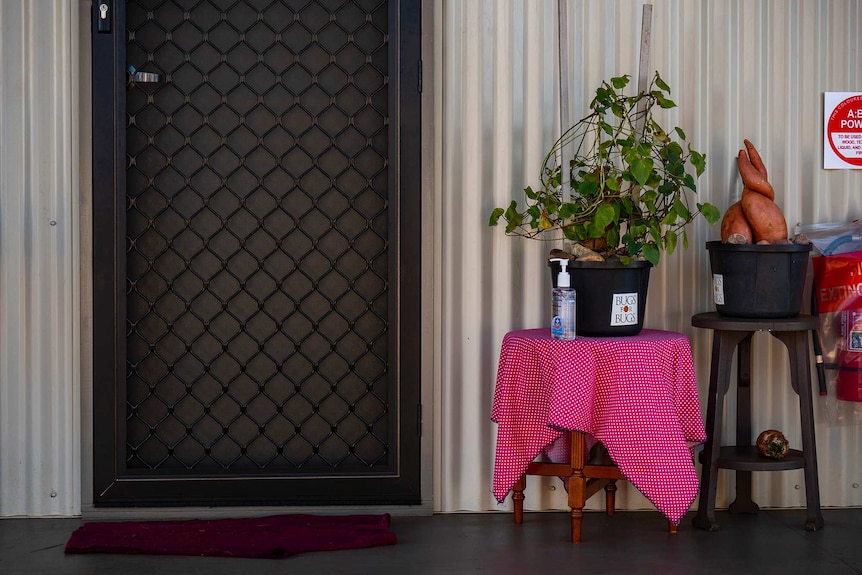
[737,149,775,200]
[720,201,753,244]
[743,139,768,178]
[740,188,787,243]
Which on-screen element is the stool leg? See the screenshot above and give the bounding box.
[693,329,749,531]
[513,475,526,525]
[773,330,825,531]
[668,521,678,534]
[729,335,759,514]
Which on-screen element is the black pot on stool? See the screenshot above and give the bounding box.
[706,241,812,318]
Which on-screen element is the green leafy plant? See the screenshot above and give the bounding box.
[489,72,720,266]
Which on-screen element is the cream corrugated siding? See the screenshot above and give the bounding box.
[435,0,862,513]
[1,0,861,518]
[0,0,81,516]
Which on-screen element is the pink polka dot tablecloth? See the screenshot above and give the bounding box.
[491,328,706,524]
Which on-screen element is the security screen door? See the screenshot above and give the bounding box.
[92,0,421,506]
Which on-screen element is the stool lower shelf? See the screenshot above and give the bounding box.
[711,446,804,471]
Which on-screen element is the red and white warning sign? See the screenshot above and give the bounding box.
[824,92,862,169]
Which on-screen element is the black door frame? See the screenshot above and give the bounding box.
[92,0,422,506]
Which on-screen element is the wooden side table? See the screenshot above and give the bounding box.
[690,312,824,532]
[491,328,706,542]
[511,431,643,544]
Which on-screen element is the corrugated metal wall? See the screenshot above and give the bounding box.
[1,0,861,517]
[0,0,82,516]
[435,0,862,513]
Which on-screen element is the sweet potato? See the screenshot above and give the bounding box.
[720,201,753,244]
[743,139,768,178]
[737,149,775,200]
[740,188,787,243]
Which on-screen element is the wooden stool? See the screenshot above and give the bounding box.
[512,430,677,543]
[690,312,824,532]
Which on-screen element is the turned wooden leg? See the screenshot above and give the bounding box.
[668,521,678,534]
[513,474,526,525]
[568,476,585,543]
[568,431,587,543]
[605,480,617,516]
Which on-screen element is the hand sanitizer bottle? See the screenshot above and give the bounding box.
[550,258,576,340]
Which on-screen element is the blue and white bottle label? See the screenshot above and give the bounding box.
[551,316,565,337]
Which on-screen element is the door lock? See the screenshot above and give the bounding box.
[97,1,111,33]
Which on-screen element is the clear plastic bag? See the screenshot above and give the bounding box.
[796,220,862,426]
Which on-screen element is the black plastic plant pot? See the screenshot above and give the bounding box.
[706,241,812,318]
[549,259,652,337]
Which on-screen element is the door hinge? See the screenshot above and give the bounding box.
[417,59,423,93]
[417,403,423,437]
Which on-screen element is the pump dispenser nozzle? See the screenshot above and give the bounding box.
[550,258,571,288]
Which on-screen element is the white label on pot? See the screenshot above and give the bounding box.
[610,292,638,326]
[713,274,725,305]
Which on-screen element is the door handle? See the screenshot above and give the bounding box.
[127,65,162,84]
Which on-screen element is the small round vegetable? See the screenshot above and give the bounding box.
[756,429,789,459]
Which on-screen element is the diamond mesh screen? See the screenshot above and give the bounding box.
[124,0,391,473]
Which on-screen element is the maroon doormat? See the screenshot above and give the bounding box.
[64,513,397,559]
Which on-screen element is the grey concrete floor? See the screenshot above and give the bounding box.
[1,509,860,575]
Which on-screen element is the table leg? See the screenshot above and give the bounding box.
[605,480,617,516]
[772,330,825,531]
[513,475,526,525]
[693,329,750,531]
[567,431,587,543]
[729,334,759,514]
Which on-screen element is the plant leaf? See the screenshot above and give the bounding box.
[539,209,553,230]
[606,227,620,249]
[698,202,721,225]
[673,197,692,220]
[655,94,676,109]
[504,200,523,233]
[642,244,660,266]
[587,204,615,237]
[488,207,504,226]
[665,229,678,254]
[630,157,654,186]
[610,75,629,89]
[690,149,706,176]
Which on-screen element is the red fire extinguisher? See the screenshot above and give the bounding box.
[812,244,862,402]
